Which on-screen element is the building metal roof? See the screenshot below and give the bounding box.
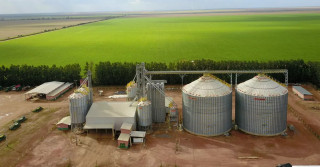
[121,123,133,131]
[47,82,73,97]
[237,75,288,97]
[86,101,136,118]
[131,131,146,138]
[118,133,130,141]
[182,75,232,97]
[293,86,313,95]
[83,123,114,129]
[85,101,137,130]
[57,116,71,125]
[26,81,65,95]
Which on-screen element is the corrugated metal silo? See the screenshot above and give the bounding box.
[182,74,232,136]
[137,100,152,129]
[69,87,89,125]
[126,81,138,100]
[147,82,166,123]
[235,75,288,136]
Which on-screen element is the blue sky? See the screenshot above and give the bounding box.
[0,0,319,14]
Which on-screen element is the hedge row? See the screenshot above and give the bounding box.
[0,59,319,88]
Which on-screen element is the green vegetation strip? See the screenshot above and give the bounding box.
[0,13,320,66]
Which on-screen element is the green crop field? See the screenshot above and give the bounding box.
[0,13,320,67]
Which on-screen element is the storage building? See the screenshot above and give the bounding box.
[84,101,137,133]
[25,81,73,100]
[131,131,146,144]
[56,116,71,130]
[292,86,313,100]
[121,123,133,134]
[118,133,131,149]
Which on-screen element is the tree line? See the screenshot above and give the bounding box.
[94,59,320,88]
[0,60,319,88]
[0,64,81,86]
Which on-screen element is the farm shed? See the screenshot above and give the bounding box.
[118,133,131,149]
[292,86,313,100]
[56,116,71,130]
[25,81,73,100]
[131,131,146,144]
[84,101,137,131]
[120,123,133,134]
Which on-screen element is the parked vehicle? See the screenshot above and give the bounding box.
[9,122,21,130]
[15,84,22,91]
[32,107,43,113]
[5,87,11,92]
[0,134,6,142]
[11,85,16,91]
[22,86,31,91]
[16,116,27,123]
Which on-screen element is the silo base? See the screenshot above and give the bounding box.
[71,123,84,134]
[183,126,232,137]
[238,128,287,136]
[138,125,152,131]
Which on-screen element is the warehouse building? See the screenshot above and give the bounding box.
[84,101,137,137]
[25,81,73,100]
[292,86,313,100]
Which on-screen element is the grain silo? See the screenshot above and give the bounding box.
[126,81,138,100]
[137,99,152,130]
[147,81,166,123]
[235,75,288,136]
[69,86,89,126]
[182,74,232,136]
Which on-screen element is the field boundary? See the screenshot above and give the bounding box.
[0,16,122,42]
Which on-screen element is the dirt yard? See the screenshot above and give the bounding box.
[0,85,319,167]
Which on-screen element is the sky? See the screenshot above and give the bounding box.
[0,0,320,14]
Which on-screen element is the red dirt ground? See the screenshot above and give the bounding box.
[0,85,319,167]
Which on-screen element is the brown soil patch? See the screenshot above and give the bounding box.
[0,85,319,167]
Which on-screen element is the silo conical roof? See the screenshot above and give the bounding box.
[182,75,232,97]
[236,75,288,97]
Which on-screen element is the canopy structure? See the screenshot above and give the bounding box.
[25,81,73,100]
[85,101,137,131]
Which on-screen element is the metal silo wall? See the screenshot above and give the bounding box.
[127,86,138,99]
[69,94,89,124]
[137,102,152,126]
[235,91,288,136]
[147,83,166,123]
[182,92,232,136]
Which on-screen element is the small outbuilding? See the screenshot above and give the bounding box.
[131,131,146,144]
[118,133,131,149]
[120,123,133,134]
[56,116,71,130]
[292,86,313,100]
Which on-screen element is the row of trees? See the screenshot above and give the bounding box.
[0,60,319,88]
[94,59,320,88]
[0,64,81,86]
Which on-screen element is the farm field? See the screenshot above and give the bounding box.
[0,18,103,40]
[0,13,320,66]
